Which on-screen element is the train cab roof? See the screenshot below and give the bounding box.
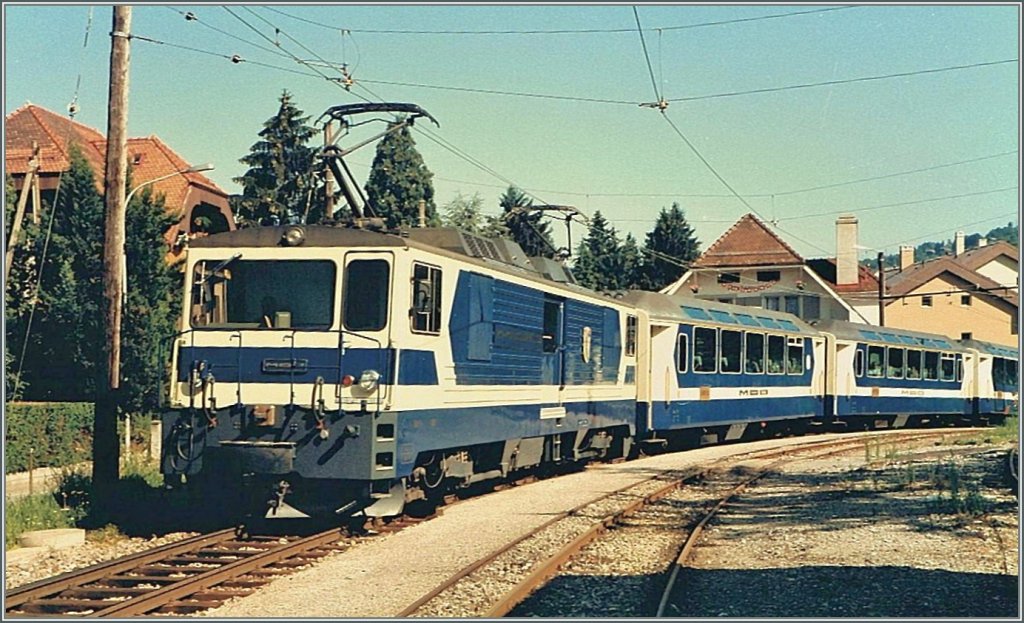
[813,319,967,353]
[957,339,1020,360]
[619,291,820,336]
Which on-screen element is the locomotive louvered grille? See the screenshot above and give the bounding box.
[461,233,504,262]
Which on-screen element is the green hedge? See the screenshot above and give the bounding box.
[4,402,94,474]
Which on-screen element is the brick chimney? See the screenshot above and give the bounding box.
[836,215,859,286]
[954,230,965,257]
[899,245,914,271]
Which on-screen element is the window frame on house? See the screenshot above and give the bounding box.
[717,272,741,284]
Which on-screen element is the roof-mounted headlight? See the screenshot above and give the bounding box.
[281,225,306,247]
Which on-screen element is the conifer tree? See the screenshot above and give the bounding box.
[498,186,556,258]
[573,211,624,291]
[641,202,700,290]
[620,233,644,290]
[234,90,322,226]
[364,121,436,228]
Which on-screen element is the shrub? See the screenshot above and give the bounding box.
[4,402,94,473]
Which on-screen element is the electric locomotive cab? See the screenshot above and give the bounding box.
[162,226,405,522]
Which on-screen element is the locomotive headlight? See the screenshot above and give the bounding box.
[280,225,306,247]
[359,369,381,391]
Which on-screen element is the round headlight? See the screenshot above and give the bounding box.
[281,225,306,247]
[359,369,381,391]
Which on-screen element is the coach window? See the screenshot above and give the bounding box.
[767,335,786,375]
[693,327,717,373]
[887,347,904,379]
[676,333,689,373]
[923,351,939,380]
[626,315,638,357]
[786,337,804,374]
[345,259,390,331]
[720,329,742,373]
[867,345,884,378]
[940,353,955,381]
[410,263,442,334]
[745,332,765,374]
[906,350,922,380]
[854,349,864,377]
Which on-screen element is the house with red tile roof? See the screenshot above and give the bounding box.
[5,103,234,258]
[662,213,880,324]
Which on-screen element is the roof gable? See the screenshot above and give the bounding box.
[692,213,804,268]
[886,256,1017,308]
[951,241,1018,271]
[5,104,107,178]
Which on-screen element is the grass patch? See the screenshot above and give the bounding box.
[5,493,78,549]
[954,415,1019,446]
[928,460,994,516]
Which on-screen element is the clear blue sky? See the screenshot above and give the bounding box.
[4,4,1020,259]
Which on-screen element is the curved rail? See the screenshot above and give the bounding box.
[653,430,961,617]
[398,431,953,618]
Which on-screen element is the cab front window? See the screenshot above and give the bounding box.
[191,259,335,329]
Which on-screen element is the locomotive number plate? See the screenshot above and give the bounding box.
[262,358,309,373]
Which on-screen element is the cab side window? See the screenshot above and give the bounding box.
[411,263,442,334]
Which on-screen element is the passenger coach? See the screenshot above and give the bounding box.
[623,292,826,449]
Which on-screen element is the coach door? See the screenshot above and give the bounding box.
[342,251,394,405]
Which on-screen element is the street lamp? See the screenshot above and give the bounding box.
[121,162,215,300]
[125,161,215,205]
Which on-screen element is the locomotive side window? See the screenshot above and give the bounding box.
[745,332,765,374]
[939,353,955,381]
[887,347,904,379]
[923,351,939,380]
[693,327,717,373]
[626,315,638,357]
[766,334,785,375]
[720,330,742,373]
[854,349,864,377]
[906,350,922,379]
[786,337,804,375]
[410,263,442,334]
[676,333,688,373]
[956,358,963,382]
[866,345,884,378]
[345,259,390,331]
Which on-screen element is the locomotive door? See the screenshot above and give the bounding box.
[541,294,566,402]
[341,251,395,406]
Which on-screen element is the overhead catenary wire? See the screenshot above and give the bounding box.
[662,58,1018,104]
[778,186,1019,222]
[263,5,855,35]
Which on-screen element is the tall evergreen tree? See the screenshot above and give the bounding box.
[620,233,644,290]
[498,186,556,258]
[119,188,180,413]
[641,202,700,290]
[7,147,181,410]
[364,120,436,228]
[233,90,322,227]
[573,211,624,291]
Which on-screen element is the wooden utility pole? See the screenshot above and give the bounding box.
[94,5,132,504]
[877,252,886,327]
[5,142,40,281]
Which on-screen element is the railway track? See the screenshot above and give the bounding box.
[397,430,963,617]
[4,528,349,617]
[5,429,979,617]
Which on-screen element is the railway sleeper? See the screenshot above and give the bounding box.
[17,598,112,613]
[102,575,180,586]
